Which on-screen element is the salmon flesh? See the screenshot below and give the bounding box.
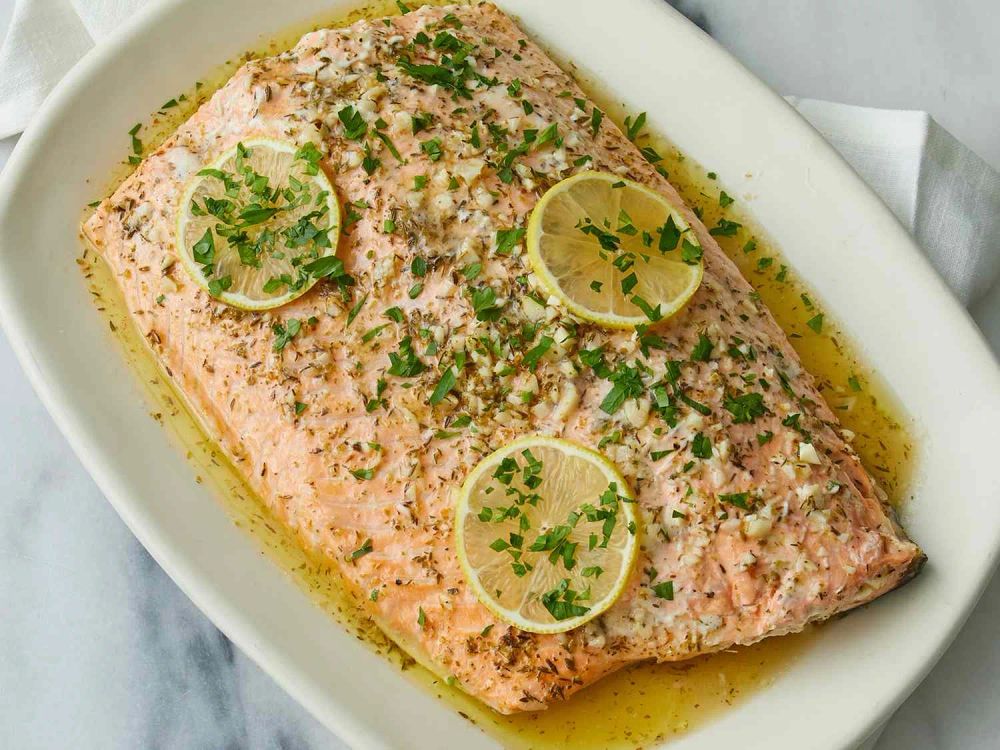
[83,2,924,714]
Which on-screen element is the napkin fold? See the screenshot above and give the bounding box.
[788,97,1000,304]
[0,0,148,137]
[1,0,998,304]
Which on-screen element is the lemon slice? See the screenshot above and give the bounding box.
[176,137,340,310]
[526,171,703,328]
[456,436,638,634]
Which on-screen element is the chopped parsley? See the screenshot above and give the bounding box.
[541,579,590,621]
[495,227,525,255]
[720,492,750,510]
[429,366,457,405]
[470,285,504,321]
[658,215,681,252]
[387,336,426,377]
[272,318,301,352]
[350,538,373,560]
[652,580,674,600]
[624,112,646,141]
[535,122,560,148]
[691,432,713,459]
[207,276,232,297]
[420,137,443,161]
[599,362,645,414]
[681,239,703,265]
[691,333,713,362]
[709,218,742,237]
[374,130,403,162]
[338,106,367,140]
[522,335,554,369]
[361,324,388,343]
[128,123,142,157]
[590,107,604,137]
[361,143,381,175]
[724,392,766,424]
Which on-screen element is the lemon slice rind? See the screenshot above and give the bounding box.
[175,137,340,311]
[456,435,638,634]
[526,171,703,329]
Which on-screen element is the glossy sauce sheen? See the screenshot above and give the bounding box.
[79,1,915,746]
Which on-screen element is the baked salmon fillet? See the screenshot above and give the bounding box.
[83,2,923,714]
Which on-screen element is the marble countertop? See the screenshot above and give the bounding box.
[2,2,998,748]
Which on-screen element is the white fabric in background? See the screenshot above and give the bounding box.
[2,0,999,307]
[0,0,147,138]
[788,97,1000,304]
[2,0,998,305]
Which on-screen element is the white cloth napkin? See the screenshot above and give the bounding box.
[787,97,1000,304]
[0,0,147,136]
[2,0,999,304]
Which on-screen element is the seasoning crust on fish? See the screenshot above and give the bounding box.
[83,2,924,714]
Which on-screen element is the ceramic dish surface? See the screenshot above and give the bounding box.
[0,0,998,748]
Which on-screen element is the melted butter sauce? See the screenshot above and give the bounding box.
[79,2,915,747]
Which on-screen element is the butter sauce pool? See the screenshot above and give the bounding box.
[78,2,915,747]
